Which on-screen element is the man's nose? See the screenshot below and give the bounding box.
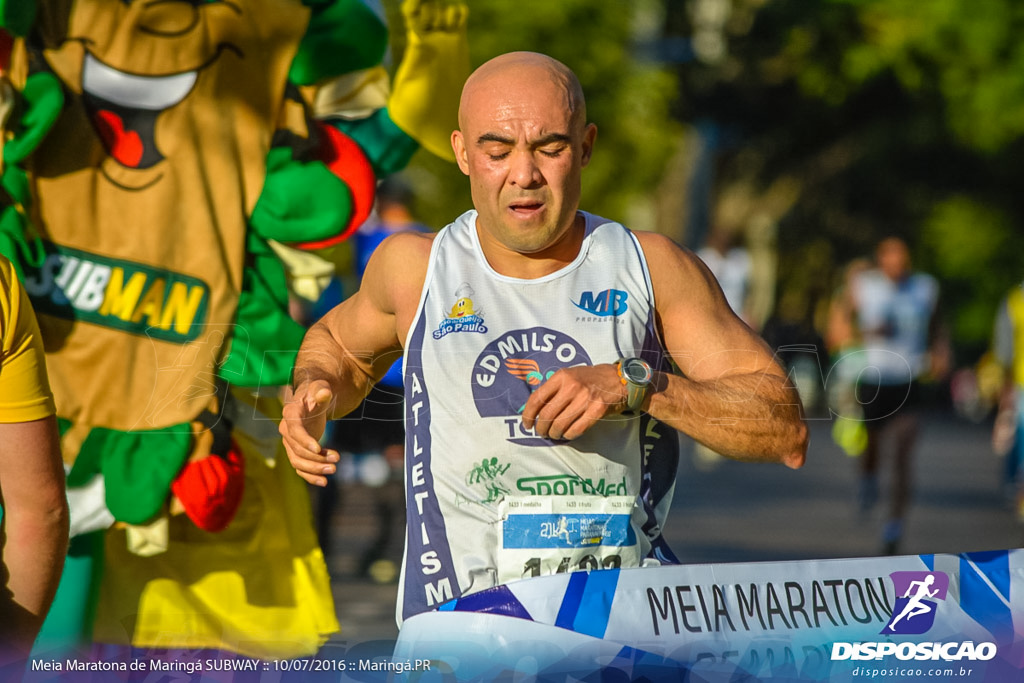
[508,151,543,188]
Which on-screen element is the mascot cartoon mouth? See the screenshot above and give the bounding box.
[82,53,197,169]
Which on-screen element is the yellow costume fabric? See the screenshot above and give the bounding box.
[0,254,56,422]
[1007,288,1024,389]
[93,390,338,657]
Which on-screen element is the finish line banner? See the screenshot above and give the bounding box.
[394,549,1023,682]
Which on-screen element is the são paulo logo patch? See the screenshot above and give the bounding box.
[882,571,949,635]
[471,326,591,446]
[433,282,487,340]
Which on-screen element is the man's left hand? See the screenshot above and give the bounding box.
[520,364,628,441]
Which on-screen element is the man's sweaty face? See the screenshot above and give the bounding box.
[455,70,592,258]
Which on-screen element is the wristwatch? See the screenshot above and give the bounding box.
[616,357,653,413]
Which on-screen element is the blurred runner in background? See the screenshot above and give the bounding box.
[697,227,753,327]
[843,237,950,555]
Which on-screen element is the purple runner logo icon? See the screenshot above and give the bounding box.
[882,571,949,635]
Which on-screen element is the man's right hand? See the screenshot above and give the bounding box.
[280,380,339,487]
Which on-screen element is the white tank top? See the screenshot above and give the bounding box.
[852,269,939,382]
[399,210,680,623]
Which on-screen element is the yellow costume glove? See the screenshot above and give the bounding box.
[388,0,469,161]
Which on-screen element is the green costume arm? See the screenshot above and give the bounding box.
[218,232,307,388]
[0,71,64,277]
[3,72,64,166]
[290,0,388,87]
[249,146,355,244]
[290,0,418,175]
[292,0,469,170]
[328,109,419,178]
[0,0,36,35]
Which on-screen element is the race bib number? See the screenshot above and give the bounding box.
[498,496,641,584]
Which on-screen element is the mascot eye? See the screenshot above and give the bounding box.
[125,0,241,10]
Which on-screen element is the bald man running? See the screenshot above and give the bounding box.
[281,51,808,626]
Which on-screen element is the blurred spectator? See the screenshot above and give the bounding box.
[992,281,1024,517]
[0,254,69,671]
[842,237,950,555]
[693,227,755,470]
[697,227,753,327]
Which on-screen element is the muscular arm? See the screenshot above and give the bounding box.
[281,231,432,485]
[0,416,69,659]
[522,231,807,468]
[640,232,807,468]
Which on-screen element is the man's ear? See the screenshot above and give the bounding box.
[451,130,470,175]
[580,123,597,168]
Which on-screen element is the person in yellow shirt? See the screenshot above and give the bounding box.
[0,255,69,669]
[993,281,1024,516]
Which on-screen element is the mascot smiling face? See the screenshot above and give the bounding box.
[24,0,311,433]
[37,0,305,188]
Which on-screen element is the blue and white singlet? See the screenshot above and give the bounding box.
[399,210,680,624]
[852,269,939,383]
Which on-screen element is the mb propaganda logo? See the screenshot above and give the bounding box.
[831,570,997,663]
[574,289,628,317]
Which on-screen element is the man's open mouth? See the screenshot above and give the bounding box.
[509,200,545,215]
[81,53,197,169]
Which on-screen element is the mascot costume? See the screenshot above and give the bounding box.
[0,0,467,659]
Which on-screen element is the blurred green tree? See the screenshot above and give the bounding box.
[670,0,1024,358]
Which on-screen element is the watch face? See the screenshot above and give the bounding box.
[623,358,652,384]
